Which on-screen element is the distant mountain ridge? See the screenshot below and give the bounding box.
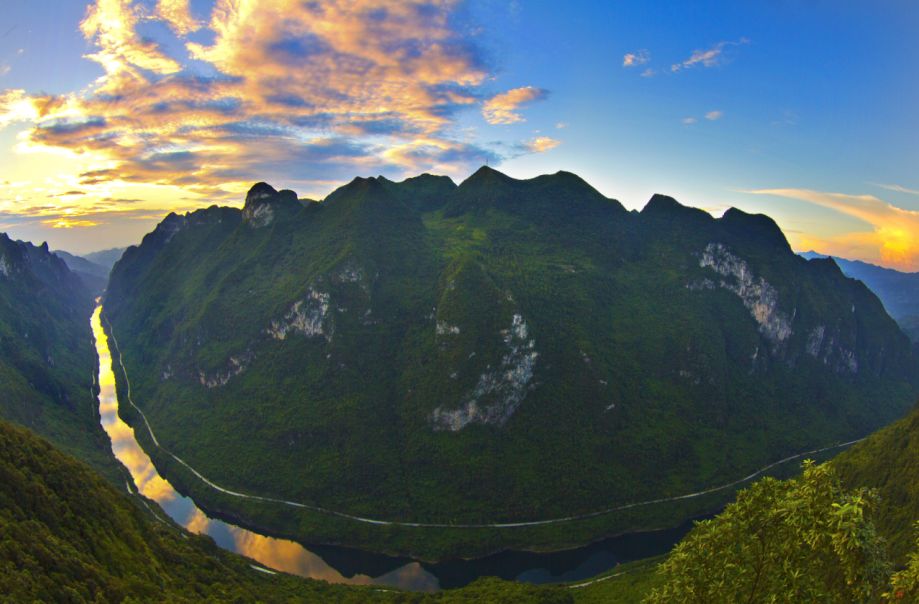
[800,251,919,341]
[104,167,919,559]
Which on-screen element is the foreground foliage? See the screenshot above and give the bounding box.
[646,462,898,603]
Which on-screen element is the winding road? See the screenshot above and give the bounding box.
[103,310,863,530]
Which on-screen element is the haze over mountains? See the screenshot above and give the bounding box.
[102,166,919,559]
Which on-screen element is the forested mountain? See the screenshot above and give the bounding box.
[103,167,919,559]
[0,233,119,481]
[801,251,919,341]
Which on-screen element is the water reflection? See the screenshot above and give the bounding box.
[91,305,439,591]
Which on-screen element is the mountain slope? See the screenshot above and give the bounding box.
[834,403,919,564]
[104,168,919,559]
[0,419,572,603]
[800,251,919,341]
[0,233,119,481]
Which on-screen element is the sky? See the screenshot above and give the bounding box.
[0,1,917,268]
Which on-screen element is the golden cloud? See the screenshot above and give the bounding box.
[156,0,202,36]
[482,86,548,125]
[0,0,551,228]
[746,188,919,270]
[524,136,560,153]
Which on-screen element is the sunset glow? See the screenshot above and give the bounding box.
[1,1,917,265]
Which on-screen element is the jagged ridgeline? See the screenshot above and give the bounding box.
[104,167,919,559]
[0,234,120,481]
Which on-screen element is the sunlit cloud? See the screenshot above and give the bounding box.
[623,49,650,68]
[705,110,723,121]
[0,0,555,244]
[640,68,656,78]
[482,86,548,125]
[155,0,202,36]
[81,0,183,76]
[524,136,560,153]
[671,38,749,72]
[0,65,10,77]
[682,117,697,125]
[745,188,919,270]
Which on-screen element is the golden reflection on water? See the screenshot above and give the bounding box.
[90,305,437,590]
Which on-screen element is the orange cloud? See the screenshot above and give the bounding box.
[746,188,919,270]
[482,86,548,125]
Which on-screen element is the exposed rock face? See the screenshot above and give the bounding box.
[436,321,460,336]
[198,352,253,388]
[431,313,538,431]
[700,243,793,349]
[806,325,859,374]
[242,182,286,228]
[267,289,332,341]
[0,254,10,277]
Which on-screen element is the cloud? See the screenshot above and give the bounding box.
[482,86,548,125]
[80,0,183,77]
[745,188,919,270]
[875,183,919,197]
[640,68,656,78]
[623,50,650,68]
[2,0,549,211]
[0,65,9,77]
[523,136,560,153]
[682,117,697,125]
[155,0,202,36]
[705,110,723,121]
[671,38,749,72]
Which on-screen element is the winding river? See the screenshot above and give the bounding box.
[91,304,695,591]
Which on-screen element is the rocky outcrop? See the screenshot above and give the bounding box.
[700,243,793,350]
[431,313,538,431]
[267,289,332,341]
[242,182,298,228]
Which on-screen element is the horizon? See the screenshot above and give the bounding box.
[0,1,917,266]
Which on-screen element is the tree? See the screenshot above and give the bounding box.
[887,525,919,602]
[645,461,890,603]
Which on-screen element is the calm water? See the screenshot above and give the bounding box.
[91,304,691,591]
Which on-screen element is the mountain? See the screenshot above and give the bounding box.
[0,233,120,481]
[800,251,919,341]
[54,249,110,294]
[0,419,571,603]
[103,167,919,560]
[84,246,126,271]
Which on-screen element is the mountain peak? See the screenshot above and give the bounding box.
[245,182,278,208]
[459,165,515,189]
[719,207,791,252]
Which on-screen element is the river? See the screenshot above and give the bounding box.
[91,304,693,591]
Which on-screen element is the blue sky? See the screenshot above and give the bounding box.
[0,1,917,266]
